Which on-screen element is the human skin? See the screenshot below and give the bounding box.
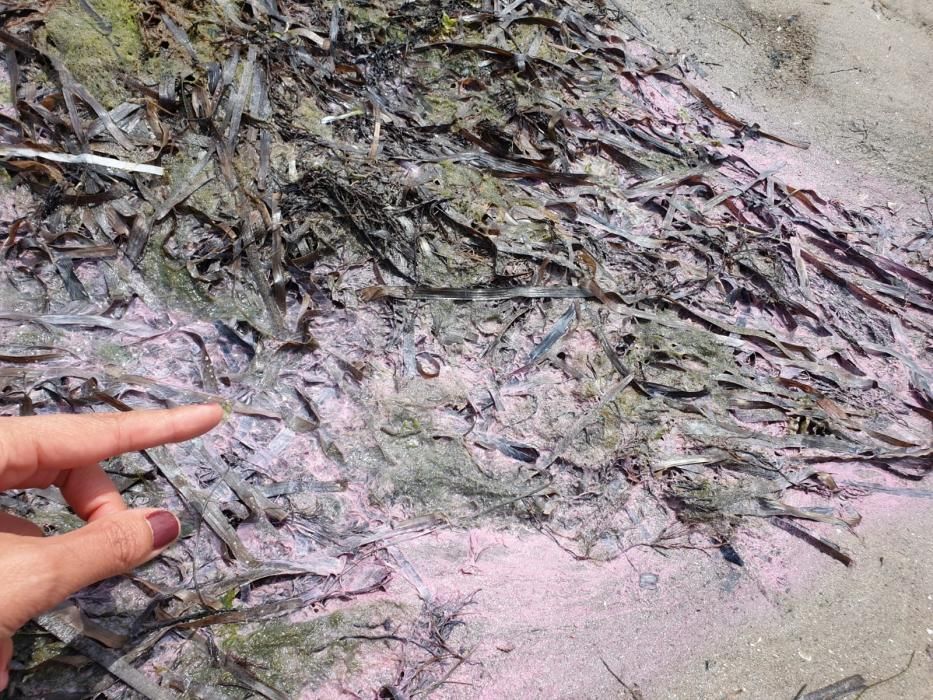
[0,404,223,690]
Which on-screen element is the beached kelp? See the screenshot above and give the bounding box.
[0,0,931,696]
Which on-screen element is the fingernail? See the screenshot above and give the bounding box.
[0,667,8,691]
[146,511,180,550]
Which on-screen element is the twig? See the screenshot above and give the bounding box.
[459,480,554,522]
[599,657,642,698]
[771,517,853,567]
[606,0,647,37]
[711,19,751,47]
[853,651,917,699]
[410,646,475,697]
[799,674,866,700]
[815,67,861,76]
[369,103,382,160]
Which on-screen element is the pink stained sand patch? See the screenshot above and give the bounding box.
[369,469,933,699]
[0,184,33,227]
[379,523,799,698]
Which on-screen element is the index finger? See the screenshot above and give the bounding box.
[0,405,224,484]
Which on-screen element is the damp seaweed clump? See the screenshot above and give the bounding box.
[210,604,402,695]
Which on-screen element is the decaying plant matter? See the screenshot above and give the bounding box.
[0,0,930,696]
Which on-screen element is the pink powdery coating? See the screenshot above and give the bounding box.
[738,137,932,225]
[374,469,932,699]
[379,527,764,697]
[0,15,929,698]
[0,66,14,119]
[0,184,34,226]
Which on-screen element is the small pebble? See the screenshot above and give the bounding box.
[639,572,659,590]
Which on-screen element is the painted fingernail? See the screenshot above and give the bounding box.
[146,511,180,550]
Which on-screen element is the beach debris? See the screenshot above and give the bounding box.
[795,674,867,700]
[771,517,853,567]
[0,146,163,175]
[719,543,744,566]
[638,572,659,590]
[600,656,645,699]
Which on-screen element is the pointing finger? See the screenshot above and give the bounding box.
[0,404,223,489]
[0,512,44,537]
[0,636,11,691]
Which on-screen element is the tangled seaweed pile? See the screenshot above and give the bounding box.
[0,0,931,696]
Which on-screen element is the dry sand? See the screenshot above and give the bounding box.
[658,496,933,699]
[622,0,933,205]
[380,3,933,699]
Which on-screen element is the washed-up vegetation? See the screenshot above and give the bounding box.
[0,0,930,696]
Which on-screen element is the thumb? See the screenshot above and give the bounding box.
[46,508,181,593]
[0,509,179,635]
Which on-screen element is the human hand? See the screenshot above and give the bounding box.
[0,404,223,690]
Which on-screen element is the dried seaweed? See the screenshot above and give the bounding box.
[798,674,867,700]
[36,608,179,700]
[771,517,853,567]
[0,0,930,695]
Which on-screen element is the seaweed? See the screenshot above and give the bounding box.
[0,0,931,696]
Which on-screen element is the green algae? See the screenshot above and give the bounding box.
[344,2,410,44]
[0,75,10,108]
[430,160,512,223]
[6,326,54,347]
[214,602,409,695]
[18,636,69,671]
[10,631,70,686]
[293,97,335,139]
[160,153,236,219]
[430,300,483,346]
[138,242,214,316]
[373,430,517,512]
[424,92,460,123]
[357,380,525,514]
[43,0,143,108]
[138,226,266,327]
[95,340,133,366]
[31,508,83,534]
